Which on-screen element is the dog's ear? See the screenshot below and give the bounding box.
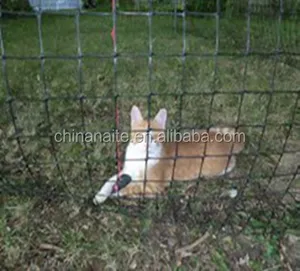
[154,108,167,130]
[130,105,143,125]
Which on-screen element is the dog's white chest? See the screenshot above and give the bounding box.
[122,142,161,180]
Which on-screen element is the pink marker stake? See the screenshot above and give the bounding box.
[111,27,115,43]
[111,0,122,193]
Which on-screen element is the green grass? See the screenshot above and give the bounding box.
[1,10,300,270]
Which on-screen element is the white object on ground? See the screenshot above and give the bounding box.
[28,0,82,11]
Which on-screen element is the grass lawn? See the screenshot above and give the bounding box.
[1,8,300,270]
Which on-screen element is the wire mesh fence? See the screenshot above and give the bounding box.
[0,0,300,269]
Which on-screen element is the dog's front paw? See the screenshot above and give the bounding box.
[110,191,122,198]
[93,193,108,205]
[93,176,118,205]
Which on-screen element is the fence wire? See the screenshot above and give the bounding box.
[1,0,300,236]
